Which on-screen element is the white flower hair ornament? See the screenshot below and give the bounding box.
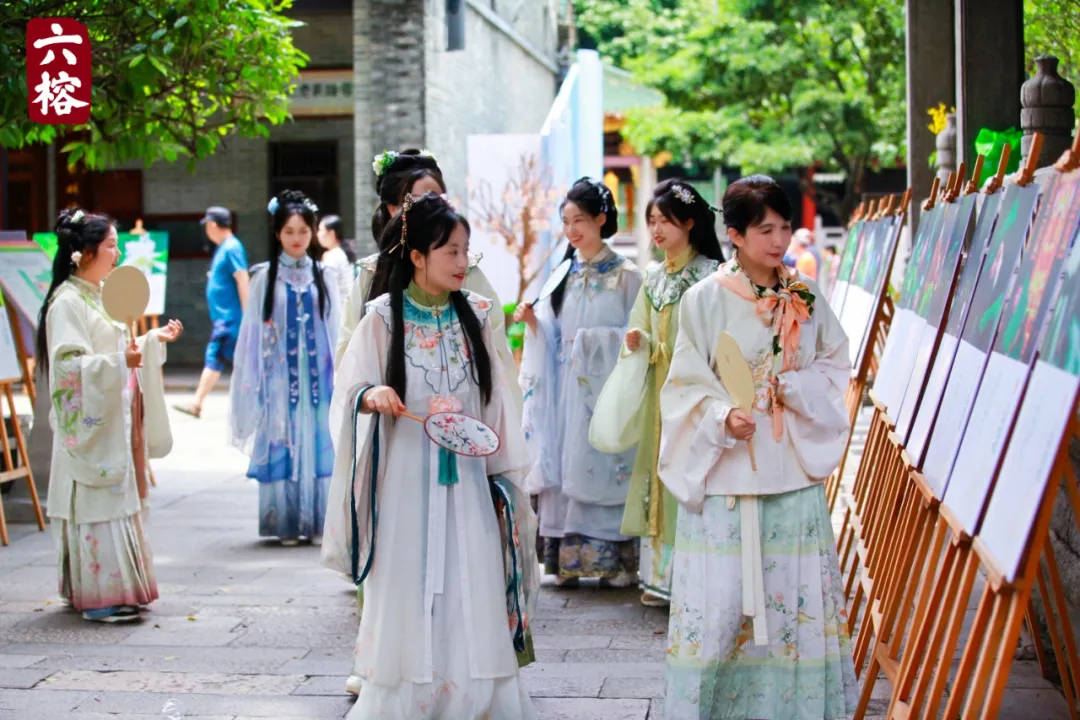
[267,197,279,215]
[70,209,85,223]
[419,148,437,162]
[70,251,83,267]
[372,151,398,177]
[582,178,612,213]
[672,185,695,205]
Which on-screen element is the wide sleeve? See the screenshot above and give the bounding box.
[623,284,653,356]
[518,299,559,495]
[322,309,389,580]
[466,268,522,412]
[775,294,852,480]
[227,269,269,455]
[589,284,652,452]
[477,312,540,639]
[136,329,173,459]
[336,263,373,366]
[480,318,531,484]
[46,296,128,487]
[656,290,738,513]
[320,265,341,357]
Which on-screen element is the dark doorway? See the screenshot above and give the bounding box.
[269,141,339,217]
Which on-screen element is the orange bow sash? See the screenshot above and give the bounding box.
[717,266,812,440]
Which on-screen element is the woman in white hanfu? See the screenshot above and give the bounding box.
[516,177,642,586]
[335,149,519,411]
[323,193,538,719]
[316,213,356,309]
[41,209,183,623]
[658,176,858,719]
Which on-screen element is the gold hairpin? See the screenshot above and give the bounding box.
[395,193,417,256]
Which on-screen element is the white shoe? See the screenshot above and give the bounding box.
[312,535,323,547]
[602,570,636,588]
[280,538,299,547]
[641,591,670,607]
[345,675,362,696]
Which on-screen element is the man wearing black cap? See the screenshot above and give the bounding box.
[175,206,249,418]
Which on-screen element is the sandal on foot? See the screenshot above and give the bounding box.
[173,404,201,419]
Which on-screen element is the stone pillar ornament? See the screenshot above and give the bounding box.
[935,112,958,184]
[1021,55,1076,168]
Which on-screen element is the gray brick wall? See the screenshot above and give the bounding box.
[424,0,558,200]
[352,0,557,253]
[291,12,354,67]
[142,12,354,366]
[352,0,427,255]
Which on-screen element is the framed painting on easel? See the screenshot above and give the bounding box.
[873,193,946,411]
[981,227,1080,582]
[944,167,1080,534]
[893,187,979,441]
[919,181,1041,496]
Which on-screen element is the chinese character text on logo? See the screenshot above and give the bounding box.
[27,18,92,125]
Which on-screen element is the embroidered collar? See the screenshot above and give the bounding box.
[279,252,312,269]
[570,244,620,274]
[645,252,719,311]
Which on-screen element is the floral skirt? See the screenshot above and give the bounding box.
[542,534,638,579]
[664,485,857,720]
[54,504,158,612]
[640,535,674,600]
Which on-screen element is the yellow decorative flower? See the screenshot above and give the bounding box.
[927,102,955,135]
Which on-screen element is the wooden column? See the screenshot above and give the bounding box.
[954,0,1024,169]
[905,0,956,230]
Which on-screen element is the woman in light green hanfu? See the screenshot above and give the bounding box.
[597,180,724,607]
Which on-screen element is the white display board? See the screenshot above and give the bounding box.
[980,361,1079,582]
[466,134,547,306]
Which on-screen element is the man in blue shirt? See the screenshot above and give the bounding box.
[175,206,249,419]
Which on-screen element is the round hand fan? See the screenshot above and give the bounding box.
[102,266,151,332]
[533,258,572,304]
[714,331,758,472]
[401,411,501,457]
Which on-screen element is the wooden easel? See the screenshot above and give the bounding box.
[0,374,44,546]
[927,132,1080,720]
[837,156,1023,716]
[839,133,1080,719]
[824,190,911,511]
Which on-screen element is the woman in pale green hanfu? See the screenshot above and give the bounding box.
[593,180,724,606]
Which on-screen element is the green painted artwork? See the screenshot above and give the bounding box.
[33,231,170,315]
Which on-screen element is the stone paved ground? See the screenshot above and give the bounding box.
[0,395,1067,719]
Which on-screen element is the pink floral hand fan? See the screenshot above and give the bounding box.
[400,410,501,457]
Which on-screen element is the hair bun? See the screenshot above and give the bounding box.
[279,189,308,204]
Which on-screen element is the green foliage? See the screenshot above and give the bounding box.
[0,0,308,170]
[574,0,907,221]
[1024,0,1080,115]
